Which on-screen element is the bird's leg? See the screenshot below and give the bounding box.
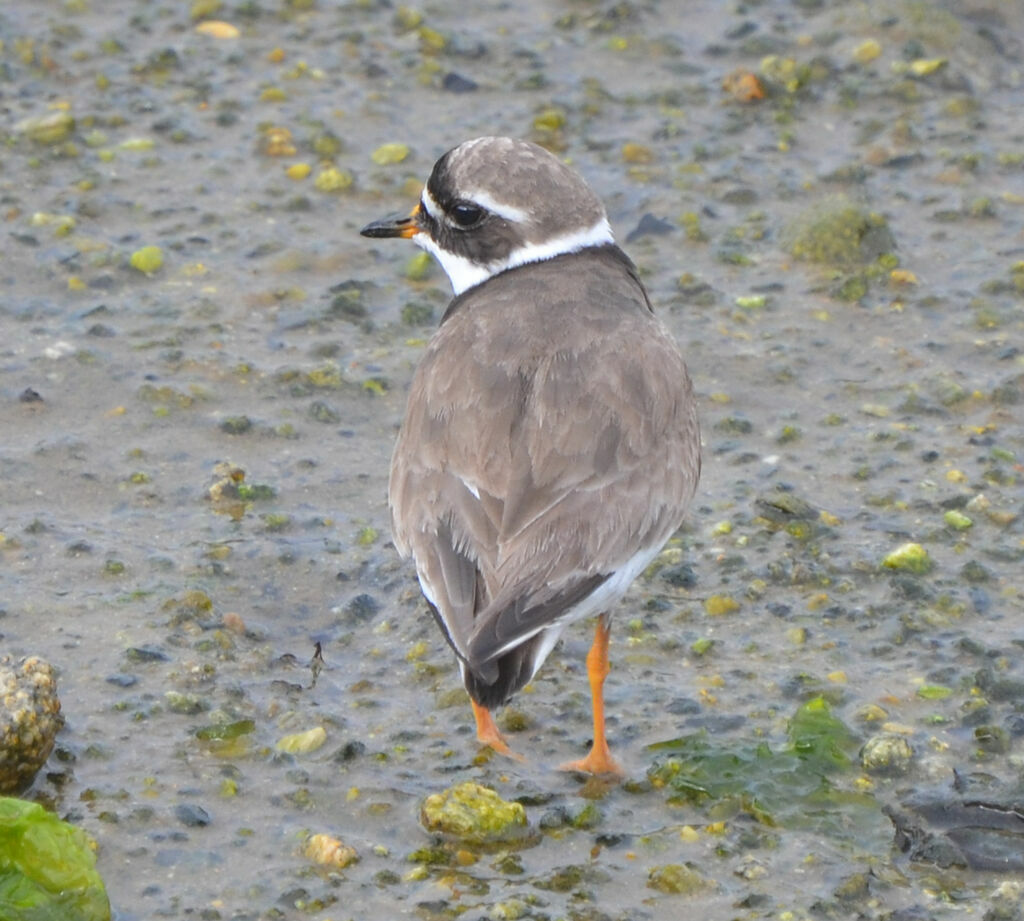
[560,613,623,776]
[470,698,514,756]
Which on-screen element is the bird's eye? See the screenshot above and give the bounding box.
[450,202,485,228]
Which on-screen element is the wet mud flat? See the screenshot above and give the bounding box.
[1,0,1023,919]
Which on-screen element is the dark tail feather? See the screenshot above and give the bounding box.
[462,636,545,709]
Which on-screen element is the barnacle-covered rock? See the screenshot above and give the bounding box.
[0,655,64,793]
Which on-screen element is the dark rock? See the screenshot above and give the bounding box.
[625,213,674,243]
[442,72,478,93]
[175,803,211,827]
[344,593,380,623]
[125,646,169,663]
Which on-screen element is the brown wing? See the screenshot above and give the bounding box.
[389,247,700,675]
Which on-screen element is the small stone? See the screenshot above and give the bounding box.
[165,692,208,715]
[130,246,164,274]
[344,593,379,625]
[16,110,76,145]
[175,803,211,827]
[704,595,739,616]
[690,637,714,657]
[195,20,239,39]
[833,872,870,900]
[309,401,340,424]
[622,142,655,164]
[960,560,991,583]
[124,646,169,663]
[647,863,712,895]
[371,143,409,165]
[305,833,358,868]
[404,251,434,282]
[943,510,972,530]
[881,542,933,574]
[421,781,528,843]
[851,39,881,64]
[401,301,434,325]
[442,72,477,93]
[276,727,327,755]
[219,416,253,435]
[106,674,138,688]
[860,733,913,775]
[314,166,353,192]
[625,213,674,243]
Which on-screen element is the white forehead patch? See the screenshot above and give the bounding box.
[421,185,443,219]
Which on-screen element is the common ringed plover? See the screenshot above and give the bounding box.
[361,136,700,774]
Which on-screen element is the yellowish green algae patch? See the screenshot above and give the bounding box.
[276,726,327,755]
[647,863,713,895]
[420,781,528,843]
[784,196,894,267]
[129,245,164,273]
[881,542,933,574]
[371,143,410,165]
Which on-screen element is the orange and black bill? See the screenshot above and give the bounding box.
[360,203,422,239]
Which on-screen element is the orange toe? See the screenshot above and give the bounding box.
[471,699,523,761]
[559,741,623,777]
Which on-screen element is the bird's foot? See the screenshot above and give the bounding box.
[472,700,525,762]
[476,731,526,763]
[558,741,623,777]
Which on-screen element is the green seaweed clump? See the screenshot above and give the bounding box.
[788,694,858,771]
[0,797,110,921]
[649,697,871,837]
[420,781,528,843]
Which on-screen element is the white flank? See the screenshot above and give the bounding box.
[416,215,615,296]
[524,624,567,683]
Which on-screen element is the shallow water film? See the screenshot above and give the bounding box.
[2,1,1023,919]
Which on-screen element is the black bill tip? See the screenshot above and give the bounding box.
[360,207,421,239]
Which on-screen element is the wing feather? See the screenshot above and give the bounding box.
[390,247,700,684]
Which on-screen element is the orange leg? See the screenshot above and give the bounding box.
[470,698,515,757]
[560,615,623,776]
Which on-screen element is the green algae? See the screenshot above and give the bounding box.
[784,197,895,267]
[649,697,872,836]
[0,798,110,921]
[420,782,528,844]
